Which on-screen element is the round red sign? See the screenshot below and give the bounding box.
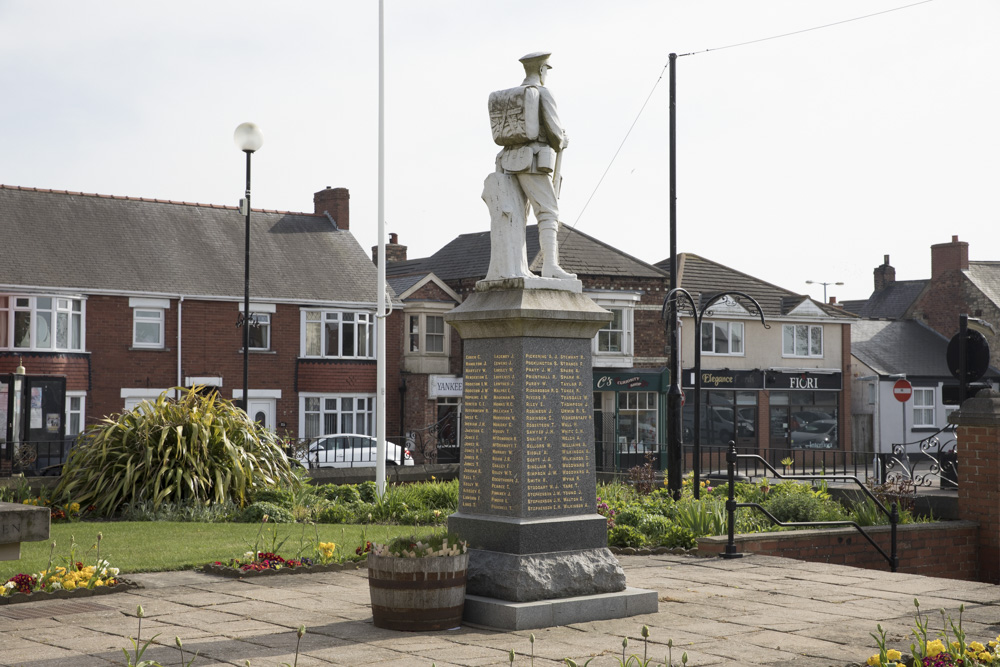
[893,378,913,403]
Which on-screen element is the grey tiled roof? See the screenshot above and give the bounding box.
[389,225,666,282]
[1,185,379,304]
[844,280,927,319]
[656,254,851,319]
[967,263,1000,308]
[851,319,955,378]
[386,274,424,296]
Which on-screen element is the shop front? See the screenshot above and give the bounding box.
[765,371,842,450]
[681,369,763,451]
[592,368,668,471]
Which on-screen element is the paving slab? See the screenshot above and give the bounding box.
[4,554,1000,666]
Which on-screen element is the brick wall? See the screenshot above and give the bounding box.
[954,392,1000,583]
[698,521,979,580]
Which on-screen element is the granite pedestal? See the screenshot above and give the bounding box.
[445,281,657,629]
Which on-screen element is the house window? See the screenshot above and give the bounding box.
[701,321,744,355]
[408,314,447,354]
[66,393,85,439]
[302,310,375,359]
[302,394,376,439]
[248,313,270,350]
[587,291,638,368]
[913,388,935,427]
[782,324,823,358]
[0,295,85,351]
[598,309,624,353]
[133,310,164,348]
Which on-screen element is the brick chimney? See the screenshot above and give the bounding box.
[931,235,969,280]
[372,233,408,265]
[873,254,896,291]
[314,187,349,231]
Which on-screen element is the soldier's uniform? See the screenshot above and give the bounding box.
[488,51,575,280]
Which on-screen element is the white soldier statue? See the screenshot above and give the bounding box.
[484,51,576,282]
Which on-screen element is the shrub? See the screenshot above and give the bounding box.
[357,481,379,504]
[55,388,302,515]
[235,501,295,524]
[119,499,238,522]
[762,491,846,524]
[406,480,459,511]
[658,524,697,550]
[320,484,362,505]
[614,506,649,529]
[316,504,353,524]
[249,488,295,510]
[608,525,647,548]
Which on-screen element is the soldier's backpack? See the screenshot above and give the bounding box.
[489,85,540,146]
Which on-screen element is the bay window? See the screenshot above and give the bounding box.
[0,295,85,351]
[302,309,375,359]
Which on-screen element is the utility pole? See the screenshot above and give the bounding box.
[665,52,683,498]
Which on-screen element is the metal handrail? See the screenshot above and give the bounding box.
[722,443,899,572]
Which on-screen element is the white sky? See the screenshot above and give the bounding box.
[1,0,996,304]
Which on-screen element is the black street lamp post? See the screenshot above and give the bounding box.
[234,122,263,412]
[662,288,768,498]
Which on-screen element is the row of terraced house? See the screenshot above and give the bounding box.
[1,182,995,476]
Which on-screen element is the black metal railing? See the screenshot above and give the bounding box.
[878,425,958,489]
[721,443,899,572]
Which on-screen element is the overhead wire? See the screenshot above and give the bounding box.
[568,0,936,229]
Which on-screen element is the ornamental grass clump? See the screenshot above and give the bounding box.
[55,387,302,515]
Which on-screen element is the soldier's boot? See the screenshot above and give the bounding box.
[539,223,576,280]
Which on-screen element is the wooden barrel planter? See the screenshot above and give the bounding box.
[367,552,469,631]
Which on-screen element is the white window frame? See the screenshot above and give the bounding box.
[130,298,170,349]
[408,313,448,355]
[301,309,376,359]
[587,291,639,368]
[121,387,172,411]
[300,393,376,439]
[240,302,275,351]
[913,388,935,427]
[0,294,86,352]
[782,324,824,358]
[65,391,86,438]
[701,320,745,356]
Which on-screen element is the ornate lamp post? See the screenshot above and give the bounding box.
[662,289,768,498]
[234,122,263,412]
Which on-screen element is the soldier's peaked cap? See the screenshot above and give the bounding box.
[519,51,552,68]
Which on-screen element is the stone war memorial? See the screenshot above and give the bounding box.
[446,51,657,630]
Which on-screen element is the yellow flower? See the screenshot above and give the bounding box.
[926,639,946,657]
[971,642,986,653]
[63,581,77,591]
[867,654,881,666]
[887,650,902,661]
[951,641,961,651]
[980,652,994,663]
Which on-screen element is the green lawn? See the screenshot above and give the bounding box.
[0,522,422,581]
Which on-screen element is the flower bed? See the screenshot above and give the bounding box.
[1,554,132,605]
[202,547,365,579]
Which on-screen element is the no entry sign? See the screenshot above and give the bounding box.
[893,378,913,402]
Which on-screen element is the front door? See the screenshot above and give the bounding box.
[247,398,276,432]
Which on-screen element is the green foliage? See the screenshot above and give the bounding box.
[615,506,650,529]
[357,481,379,503]
[762,489,846,524]
[119,500,238,523]
[639,515,696,549]
[235,501,295,524]
[249,487,295,510]
[55,388,302,515]
[319,484,362,505]
[316,504,353,524]
[672,498,726,537]
[608,525,647,548]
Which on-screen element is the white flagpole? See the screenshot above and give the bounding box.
[375,0,387,496]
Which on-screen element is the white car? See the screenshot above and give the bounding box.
[298,434,414,469]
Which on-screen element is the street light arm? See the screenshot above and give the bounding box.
[662,287,698,321]
[700,290,770,330]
